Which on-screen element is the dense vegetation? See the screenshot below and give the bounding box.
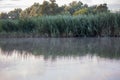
[0,0,120,37]
[0,0,109,19]
[0,12,120,37]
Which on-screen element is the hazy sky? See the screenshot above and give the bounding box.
[0,0,120,12]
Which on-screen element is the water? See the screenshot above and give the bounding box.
[0,38,120,80]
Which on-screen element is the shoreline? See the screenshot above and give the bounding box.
[0,33,120,38]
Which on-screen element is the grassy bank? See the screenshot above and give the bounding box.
[0,13,120,37]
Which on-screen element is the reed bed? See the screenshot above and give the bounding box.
[0,13,120,37]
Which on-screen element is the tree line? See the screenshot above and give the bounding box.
[0,0,109,19]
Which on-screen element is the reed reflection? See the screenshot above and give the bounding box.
[0,38,120,60]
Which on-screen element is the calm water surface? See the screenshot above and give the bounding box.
[0,38,120,80]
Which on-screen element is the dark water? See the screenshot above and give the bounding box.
[0,38,120,80]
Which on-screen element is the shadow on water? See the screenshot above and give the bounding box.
[0,38,120,60]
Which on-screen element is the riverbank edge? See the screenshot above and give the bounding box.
[0,33,120,38]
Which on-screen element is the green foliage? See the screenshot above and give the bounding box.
[95,3,108,13]
[0,13,8,19]
[73,3,109,15]
[0,20,18,32]
[73,8,88,15]
[20,3,42,18]
[65,1,85,15]
[0,20,2,32]
[0,1,110,19]
[18,18,36,33]
[8,8,22,19]
[0,13,120,37]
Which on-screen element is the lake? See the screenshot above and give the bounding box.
[0,38,120,80]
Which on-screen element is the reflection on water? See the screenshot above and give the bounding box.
[0,38,120,59]
[0,38,120,80]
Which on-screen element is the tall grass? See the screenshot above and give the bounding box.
[0,12,120,37]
